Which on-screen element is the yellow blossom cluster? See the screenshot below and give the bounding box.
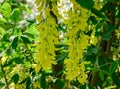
[64,59,90,84]
[64,0,90,84]
[34,0,59,72]
[35,0,91,84]
[64,32,90,84]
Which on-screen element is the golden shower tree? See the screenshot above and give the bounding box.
[0,0,120,89]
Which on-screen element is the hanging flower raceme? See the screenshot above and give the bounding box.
[35,0,90,85]
[64,0,90,84]
[64,32,90,84]
[34,0,60,72]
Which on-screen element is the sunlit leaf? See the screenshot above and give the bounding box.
[0,3,12,18]
[24,61,31,68]
[0,18,7,23]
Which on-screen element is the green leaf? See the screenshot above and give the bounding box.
[99,70,104,81]
[21,35,31,44]
[24,61,31,68]
[100,2,116,14]
[91,8,106,18]
[24,33,35,39]
[105,0,116,2]
[13,57,23,64]
[26,77,31,89]
[11,74,19,84]
[98,56,113,70]
[95,20,105,37]
[88,84,95,89]
[19,78,28,84]
[116,10,120,18]
[28,23,38,35]
[11,8,21,22]
[118,59,120,66]
[0,27,5,34]
[102,25,116,40]
[11,36,18,49]
[112,73,120,87]
[92,68,99,72]
[20,4,32,13]
[102,70,109,75]
[0,3,12,18]
[0,81,5,88]
[2,33,10,42]
[56,52,68,62]
[79,85,86,89]
[87,16,98,25]
[3,59,14,67]
[109,61,118,73]
[102,33,112,40]
[3,57,23,67]
[56,78,64,89]
[76,0,94,10]
[0,18,7,23]
[40,76,46,89]
[0,23,15,30]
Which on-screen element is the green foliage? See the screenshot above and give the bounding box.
[21,35,31,44]
[112,73,120,87]
[109,61,118,73]
[0,0,120,89]
[99,70,104,81]
[11,8,21,22]
[40,75,47,89]
[91,8,107,18]
[0,3,12,18]
[76,0,94,10]
[56,78,65,89]
[11,36,18,49]
[0,0,38,89]
[11,74,19,84]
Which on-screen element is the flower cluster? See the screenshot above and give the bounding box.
[63,0,90,84]
[35,0,90,84]
[34,0,59,71]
